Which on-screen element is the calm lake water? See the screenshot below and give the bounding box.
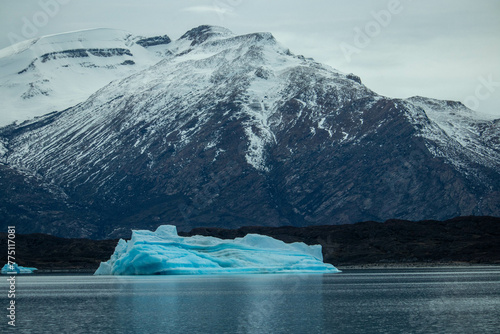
[1,267,499,333]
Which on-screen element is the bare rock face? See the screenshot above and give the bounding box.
[0,26,498,238]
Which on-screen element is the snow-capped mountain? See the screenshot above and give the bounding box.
[0,25,498,238]
[0,28,171,126]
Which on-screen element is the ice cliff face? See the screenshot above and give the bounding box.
[94,225,339,275]
[0,26,498,238]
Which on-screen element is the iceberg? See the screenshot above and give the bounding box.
[95,225,340,275]
[1,263,37,274]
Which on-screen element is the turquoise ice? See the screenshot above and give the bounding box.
[95,225,339,275]
[1,263,37,274]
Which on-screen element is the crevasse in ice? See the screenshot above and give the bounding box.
[94,225,340,275]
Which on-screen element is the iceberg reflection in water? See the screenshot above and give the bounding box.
[95,225,339,275]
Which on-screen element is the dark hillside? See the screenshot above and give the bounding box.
[1,216,498,271]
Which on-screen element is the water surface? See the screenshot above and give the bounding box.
[1,267,499,333]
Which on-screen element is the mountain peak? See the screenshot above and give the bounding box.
[179,25,233,45]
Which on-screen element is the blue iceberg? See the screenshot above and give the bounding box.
[1,263,37,274]
[95,225,340,275]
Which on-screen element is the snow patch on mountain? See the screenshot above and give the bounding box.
[404,96,500,173]
[0,139,7,158]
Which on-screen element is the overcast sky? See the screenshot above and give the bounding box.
[1,0,499,117]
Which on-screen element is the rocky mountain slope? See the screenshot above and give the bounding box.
[0,26,498,238]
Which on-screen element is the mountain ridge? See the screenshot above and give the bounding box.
[0,25,498,238]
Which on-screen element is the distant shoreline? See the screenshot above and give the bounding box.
[337,263,500,270]
[18,264,500,275]
[1,216,499,271]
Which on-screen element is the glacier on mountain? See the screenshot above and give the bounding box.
[0,28,172,126]
[94,225,339,275]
